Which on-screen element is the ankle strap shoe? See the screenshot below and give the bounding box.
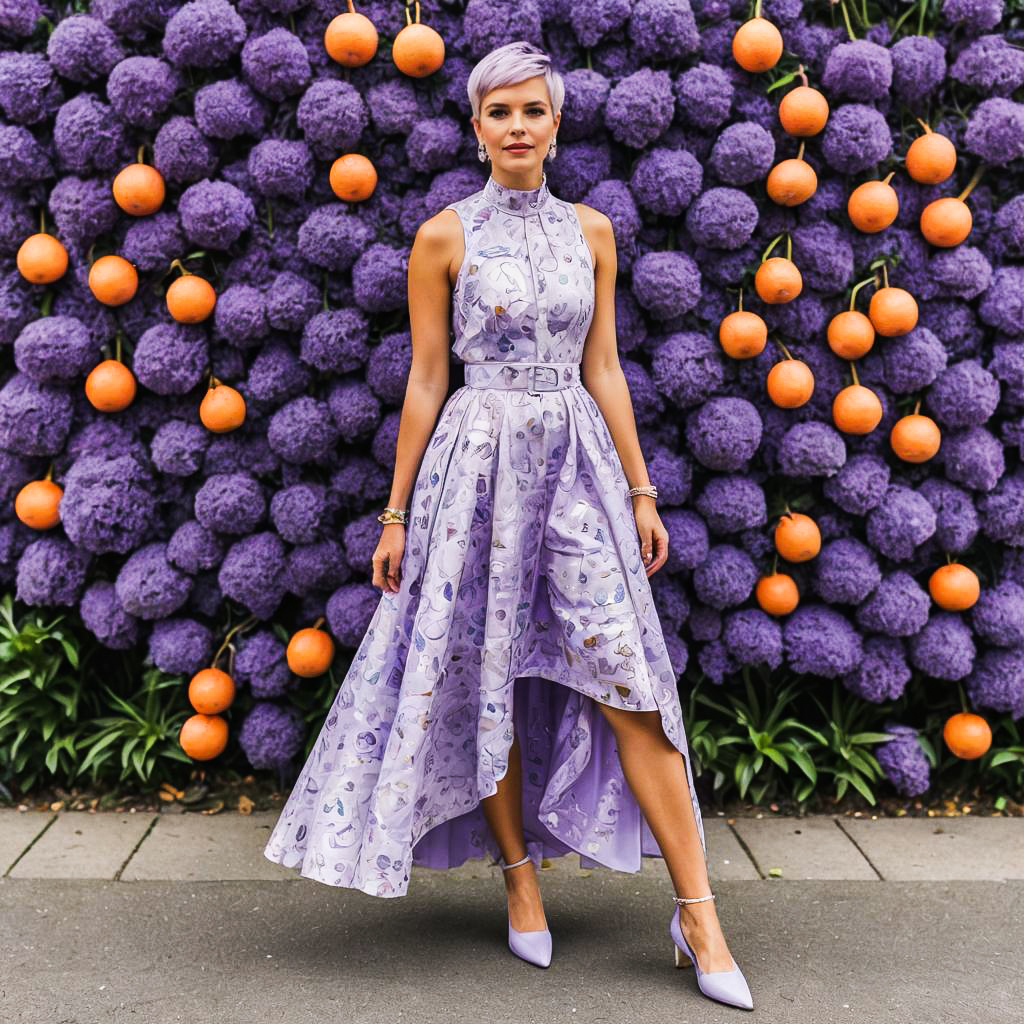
[499,854,552,968]
[669,893,754,1010]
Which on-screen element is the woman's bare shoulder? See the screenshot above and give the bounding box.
[572,202,612,267]
[415,208,464,288]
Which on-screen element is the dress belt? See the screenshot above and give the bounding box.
[463,360,581,394]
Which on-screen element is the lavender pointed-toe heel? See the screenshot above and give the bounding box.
[499,854,552,968]
[669,893,753,1011]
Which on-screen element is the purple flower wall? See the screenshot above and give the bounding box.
[1,0,1023,783]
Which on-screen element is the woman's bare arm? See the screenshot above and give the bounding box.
[577,205,654,492]
[384,211,461,511]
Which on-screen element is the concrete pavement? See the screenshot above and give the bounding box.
[2,809,1022,1023]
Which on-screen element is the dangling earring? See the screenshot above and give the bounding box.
[546,136,557,161]
[478,140,488,162]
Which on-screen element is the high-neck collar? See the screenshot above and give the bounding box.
[483,171,551,216]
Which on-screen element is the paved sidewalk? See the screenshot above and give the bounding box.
[2,809,1022,1023]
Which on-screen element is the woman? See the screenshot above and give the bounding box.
[264,40,752,1011]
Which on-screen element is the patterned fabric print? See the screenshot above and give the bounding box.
[263,172,706,898]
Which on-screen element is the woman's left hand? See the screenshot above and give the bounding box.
[632,498,668,577]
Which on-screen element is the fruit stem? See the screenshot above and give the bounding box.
[849,275,874,310]
[116,330,123,363]
[137,144,146,165]
[839,0,856,40]
[40,291,55,317]
[882,263,890,289]
[40,208,46,234]
[882,170,896,186]
[775,338,794,360]
[912,398,921,415]
[211,613,260,668]
[850,361,860,386]
[265,198,275,239]
[797,64,807,89]
[785,231,792,261]
[754,0,763,17]
[761,232,785,261]
[796,139,805,162]
[957,163,985,202]
[169,258,191,277]
[915,117,931,135]
[737,285,744,313]
[44,462,54,483]
[313,616,326,630]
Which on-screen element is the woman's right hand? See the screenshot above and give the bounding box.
[372,523,406,593]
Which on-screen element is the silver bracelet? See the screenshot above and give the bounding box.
[627,485,658,500]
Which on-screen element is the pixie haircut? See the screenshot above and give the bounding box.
[467,41,565,123]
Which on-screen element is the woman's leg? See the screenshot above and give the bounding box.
[593,702,737,972]
[479,725,548,931]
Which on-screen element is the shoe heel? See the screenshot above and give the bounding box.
[673,943,692,969]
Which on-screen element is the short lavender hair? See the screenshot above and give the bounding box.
[467,41,565,123]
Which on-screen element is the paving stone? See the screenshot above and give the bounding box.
[732,815,879,880]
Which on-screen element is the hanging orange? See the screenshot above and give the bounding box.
[942,712,991,760]
[731,17,783,72]
[765,158,817,206]
[928,562,980,611]
[179,713,229,761]
[88,254,137,306]
[324,4,379,66]
[718,310,767,359]
[777,85,829,136]
[287,627,336,677]
[166,274,216,323]
[17,232,68,284]
[905,130,956,185]
[848,179,899,233]
[868,286,917,336]
[755,572,800,616]
[833,384,883,434]
[85,360,136,412]
[188,668,236,714]
[766,357,814,408]
[15,479,63,530]
[200,382,246,433]
[827,310,875,359]
[112,163,166,216]
[329,154,378,201]
[774,512,821,562]
[919,197,972,247]
[890,413,941,462]
[392,22,444,77]
[754,257,802,303]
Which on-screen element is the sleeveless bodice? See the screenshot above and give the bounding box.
[444,171,596,364]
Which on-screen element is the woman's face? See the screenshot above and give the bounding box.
[474,76,559,173]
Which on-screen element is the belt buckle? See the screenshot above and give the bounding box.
[527,365,559,395]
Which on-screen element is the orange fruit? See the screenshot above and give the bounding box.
[329,153,378,201]
[731,17,783,72]
[718,310,767,358]
[765,158,817,206]
[16,232,68,284]
[848,179,899,233]
[188,667,236,714]
[833,384,883,434]
[827,310,875,359]
[905,131,956,185]
[324,9,379,67]
[777,85,829,136]
[766,357,814,408]
[166,274,216,323]
[88,254,137,306]
[85,360,136,412]
[112,162,166,216]
[200,382,246,432]
[755,572,800,615]
[287,627,336,677]
[890,412,940,462]
[774,512,821,562]
[942,712,991,760]
[919,197,972,247]
[868,286,917,336]
[179,713,229,761]
[392,22,444,77]
[928,563,980,611]
[15,479,63,530]
[755,257,802,303]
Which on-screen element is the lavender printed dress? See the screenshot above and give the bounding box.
[263,171,707,897]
